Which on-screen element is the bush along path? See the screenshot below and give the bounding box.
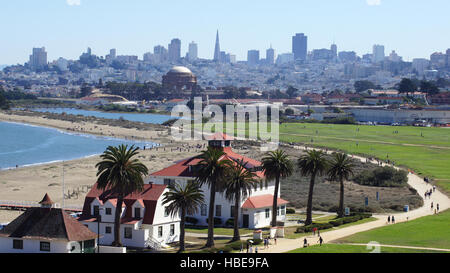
[257,145,450,253]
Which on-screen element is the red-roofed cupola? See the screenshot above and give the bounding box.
[207,132,234,151]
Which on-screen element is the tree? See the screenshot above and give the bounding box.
[327,153,355,218]
[95,145,149,247]
[0,91,9,110]
[162,181,204,252]
[286,86,298,98]
[354,80,376,93]
[420,80,440,96]
[262,150,294,227]
[223,159,258,241]
[195,147,231,247]
[284,108,294,116]
[297,150,328,225]
[397,78,417,96]
[79,84,93,98]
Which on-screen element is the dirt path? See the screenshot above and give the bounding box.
[257,146,450,253]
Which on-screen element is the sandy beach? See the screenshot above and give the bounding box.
[0,111,206,217]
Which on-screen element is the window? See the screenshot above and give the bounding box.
[163,179,175,187]
[164,207,169,217]
[281,205,286,216]
[105,208,112,215]
[158,226,163,238]
[134,208,141,219]
[265,208,270,219]
[215,205,221,217]
[277,207,280,216]
[200,204,207,216]
[230,206,235,218]
[84,240,95,249]
[105,226,112,234]
[124,227,132,239]
[13,240,23,250]
[40,242,50,252]
[170,224,175,236]
[93,205,99,216]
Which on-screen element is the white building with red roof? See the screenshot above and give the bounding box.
[146,133,289,229]
[0,194,98,253]
[78,183,180,249]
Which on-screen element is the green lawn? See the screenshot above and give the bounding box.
[201,122,450,193]
[286,244,446,253]
[336,210,450,250]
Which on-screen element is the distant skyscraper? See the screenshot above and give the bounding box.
[412,58,430,75]
[266,46,275,65]
[153,45,168,63]
[29,47,47,70]
[188,41,198,62]
[372,44,385,63]
[338,51,357,63]
[168,38,181,63]
[292,33,307,61]
[330,44,337,58]
[247,50,260,65]
[388,50,402,62]
[214,30,221,62]
[109,49,116,59]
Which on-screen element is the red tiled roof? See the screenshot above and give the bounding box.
[206,132,234,140]
[150,147,265,179]
[241,194,289,209]
[80,183,166,225]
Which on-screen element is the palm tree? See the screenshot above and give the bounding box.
[162,181,204,252]
[327,153,355,218]
[223,159,258,241]
[262,150,294,227]
[195,147,231,248]
[297,150,328,226]
[95,144,149,247]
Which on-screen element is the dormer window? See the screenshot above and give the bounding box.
[134,208,141,219]
[93,206,99,216]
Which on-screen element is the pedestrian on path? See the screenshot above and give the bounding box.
[431,202,434,211]
[318,236,324,246]
[255,247,258,254]
[437,203,440,213]
[317,229,320,237]
[303,238,308,248]
[387,215,391,224]
[274,236,277,245]
[249,246,253,253]
[392,215,395,224]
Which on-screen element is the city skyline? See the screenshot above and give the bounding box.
[1,0,449,64]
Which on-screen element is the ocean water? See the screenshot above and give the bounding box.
[0,121,158,170]
[32,108,175,124]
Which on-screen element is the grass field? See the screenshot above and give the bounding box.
[200,121,450,193]
[336,210,450,249]
[286,244,446,253]
[185,226,255,236]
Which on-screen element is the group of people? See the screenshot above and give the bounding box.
[387,215,396,224]
[242,236,276,253]
[431,202,440,214]
[302,236,324,248]
[424,187,436,199]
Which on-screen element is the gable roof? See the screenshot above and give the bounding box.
[80,183,167,225]
[241,194,289,209]
[150,147,265,179]
[0,207,98,242]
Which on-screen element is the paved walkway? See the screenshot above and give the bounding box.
[256,145,450,253]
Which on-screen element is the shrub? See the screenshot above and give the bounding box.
[354,166,408,187]
[286,208,296,214]
[247,239,263,245]
[206,217,223,226]
[185,217,198,225]
[228,241,245,251]
[225,218,234,227]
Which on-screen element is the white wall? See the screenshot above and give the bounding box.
[0,237,86,253]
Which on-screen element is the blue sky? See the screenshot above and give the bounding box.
[0,0,449,64]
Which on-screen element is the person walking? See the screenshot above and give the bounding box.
[392,215,395,224]
[274,236,277,245]
[303,238,308,248]
[387,215,391,224]
[431,202,434,211]
[437,203,440,213]
[318,236,324,246]
[249,246,253,253]
[255,247,258,254]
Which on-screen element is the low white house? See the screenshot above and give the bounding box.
[0,194,98,253]
[78,183,180,249]
[146,133,289,229]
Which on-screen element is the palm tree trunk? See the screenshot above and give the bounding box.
[338,178,345,218]
[206,181,216,248]
[232,189,241,242]
[113,193,124,247]
[272,176,280,227]
[179,208,186,252]
[305,172,316,226]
